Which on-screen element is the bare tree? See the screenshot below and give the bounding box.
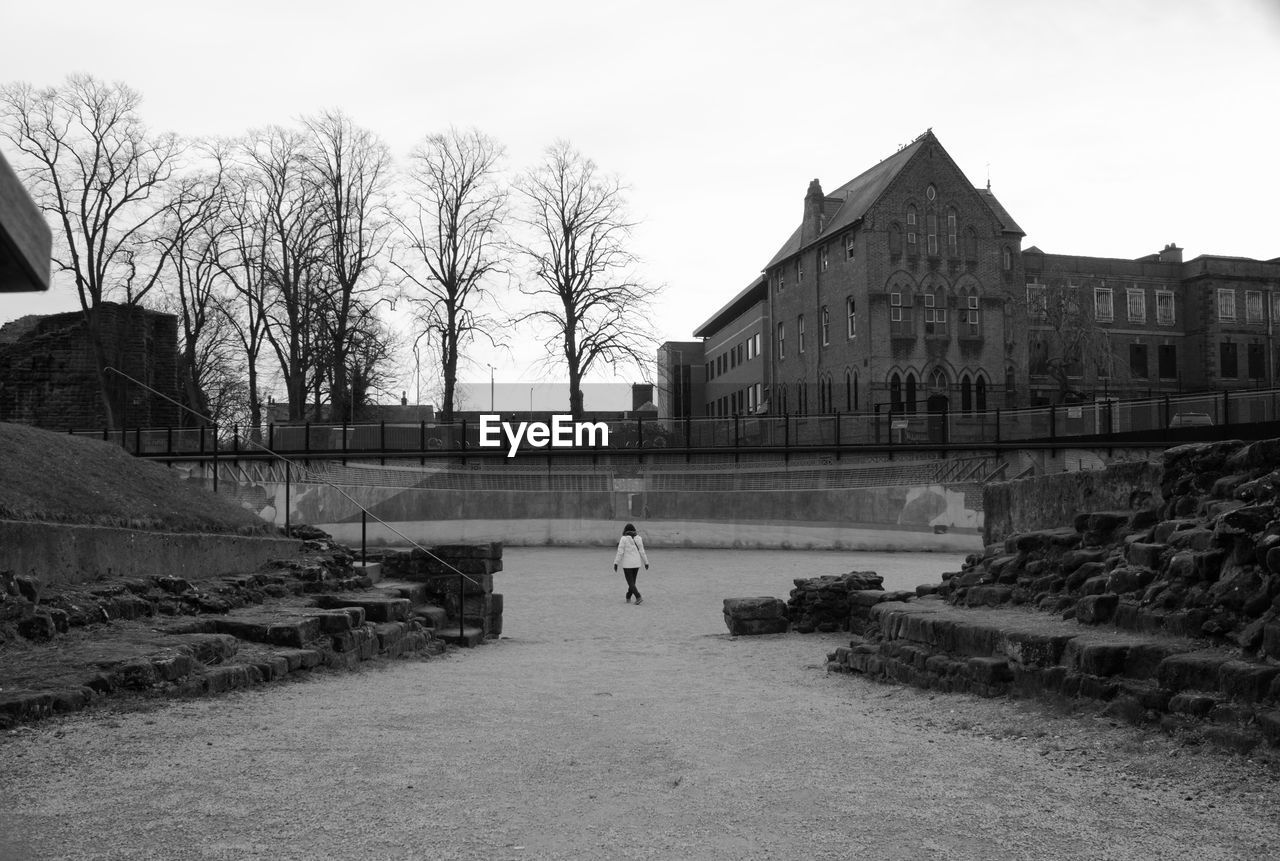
[303,110,393,423]
[1024,281,1126,400]
[236,126,329,421]
[392,127,507,421]
[514,141,659,418]
[152,155,228,425]
[0,74,184,426]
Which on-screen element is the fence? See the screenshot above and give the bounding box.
[69,386,1280,459]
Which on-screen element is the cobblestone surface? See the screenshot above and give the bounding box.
[2,547,1278,860]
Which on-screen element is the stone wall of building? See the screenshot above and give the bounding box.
[0,303,179,429]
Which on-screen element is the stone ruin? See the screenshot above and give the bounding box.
[726,437,1280,753]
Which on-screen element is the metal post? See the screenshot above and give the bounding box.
[636,414,643,449]
[874,404,881,444]
[1049,404,1056,442]
[199,424,205,455]
[1224,390,1231,430]
[460,418,468,451]
[995,409,1001,446]
[361,510,367,563]
[1163,395,1171,442]
[458,572,465,639]
[834,411,841,447]
[233,425,240,454]
[211,424,219,493]
[784,412,790,449]
[284,461,291,534]
[734,413,740,448]
[304,422,311,452]
[268,424,275,452]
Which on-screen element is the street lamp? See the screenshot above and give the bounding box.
[488,364,495,412]
[529,385,534,415]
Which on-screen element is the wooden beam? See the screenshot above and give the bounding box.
[0,148,52,292]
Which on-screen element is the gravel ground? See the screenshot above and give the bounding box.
[2,546,1279,861]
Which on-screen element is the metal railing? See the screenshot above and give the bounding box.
[73,385,1280,460]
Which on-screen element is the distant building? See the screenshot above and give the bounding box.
[0,149,52,294]
[655,341,704,419]
[679,130,1280,419]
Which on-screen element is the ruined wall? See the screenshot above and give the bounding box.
[0,303,179,429]
[983,459,1163,546]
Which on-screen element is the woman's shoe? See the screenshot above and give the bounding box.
[635,596,643,605]
[625,594,632,603]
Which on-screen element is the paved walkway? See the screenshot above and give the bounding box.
[2,547,1277,860]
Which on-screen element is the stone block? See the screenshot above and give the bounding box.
[966,656,1011,685]
[265,618,322,648]
[726,617,790,636]
[1076,643,1130,677]
[1075,594,1119,624]
[1202,726,1261,755]
[1000,631,1073,668]
[964,585,1012,607]
[1168,692,1218,717]
[1158,652,1233,693]
[1218,661,1280,703]
[1126,542,1166,570]
[1081,575,1110,596]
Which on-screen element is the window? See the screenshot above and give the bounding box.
[1094,287,1114,322]
[906,206,917,253]
[737,343,744,364]
[777,272,785,293]
[1217,288,1236,321]
[746,337,754,360]
[1158,344,1177,379]
[729,348,736,370]
[846,297,857,338]
[1220,341,1238,378]
[924,292,947,335]
[797,261,804,283]
[976,376,987,412]
[754,383,762,413]
[845,232,855,260]
[965,295,980,335]
[821,306,830,346]
[889,373,902,409]
[929,368,946,391]
[889,223,903,256]
[1127,288,1146,323]
[926,184,937,201]
[1027,281,1047,320]
[905,373,917,413]
[1129,343,1149,378]
[890,291,913,333]
[754,333,761,356]
[961,375,972,413]
[926,211,937,256]
[1156,290,1175,325]
[821,247,829,271]
[798,315,805,353]
[1246,291,1263,324]
[1002,246,1012,271]
[747,384,756,413]
[891,292,902,322]
[777,322,785,359]
[965,227,978,260]
[946,209,957,254]
[1249,343,1265,379]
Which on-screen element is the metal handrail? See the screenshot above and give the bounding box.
[104,368,482,640]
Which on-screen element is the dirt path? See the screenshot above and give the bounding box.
[2,547,1278,860]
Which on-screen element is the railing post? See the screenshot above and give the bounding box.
[233,425,240,454]
[636,414,643,449]
[134,426,141,454]
[460,419,468,452]
[102,427,108,443]
[199,424,206,455]
[1049,404,1056,442]
[304,422,311,452]
[380,420,386,453]
[734,413,740,448]
[166,426,173,456]
[284,461,291,534]
[784,412,790,449]
[361,510,367,563]
[834,411,841,447]
[1163,395,1171,442]
[211,423,219,492]
[874,404,881,444]
[1224,390,1231,430]
[995,409,1001,446]
[268,423,275,452]
[458,572,465,639]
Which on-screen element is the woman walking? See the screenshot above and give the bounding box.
[613,522,650,604]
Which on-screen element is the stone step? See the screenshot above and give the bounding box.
[832,596,1280,752]
[435,626,485,647]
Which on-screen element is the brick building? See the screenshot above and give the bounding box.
[673,130,1280,419]
[0,303,180,429]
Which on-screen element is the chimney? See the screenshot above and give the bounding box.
[1158,243,1183,264]
[801,178,825,244]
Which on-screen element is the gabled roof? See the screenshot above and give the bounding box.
[977,187,1024,236]
[693,274,767,338]
[765,137,926,270]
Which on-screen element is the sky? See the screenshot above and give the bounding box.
[2,0,1279,411]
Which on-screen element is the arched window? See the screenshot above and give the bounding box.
[965,227,978,260]
[1005,366,1016,408]
[799,381,808,415]
[853,372,859,410]
[845,370,852,411]
[929,368,947,392]
[824,376,833,413]
[905,373,917,414]
[961,375,973,413]
[779,383,788,415]
[906,206,918,253]
[924,283,947,337]
[889,223,903,256]
[1002,246,1012,271]
[926,210,938,256]
[976,376,988,412]
[889,373,902,410]
[947,208,958,255]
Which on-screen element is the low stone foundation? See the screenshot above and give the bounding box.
[381,542,504,638]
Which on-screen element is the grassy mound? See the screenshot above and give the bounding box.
[0,422,273,535]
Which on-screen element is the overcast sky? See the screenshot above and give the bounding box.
[2,0,1278,411]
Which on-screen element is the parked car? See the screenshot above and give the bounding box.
[1168,411,1214,428]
